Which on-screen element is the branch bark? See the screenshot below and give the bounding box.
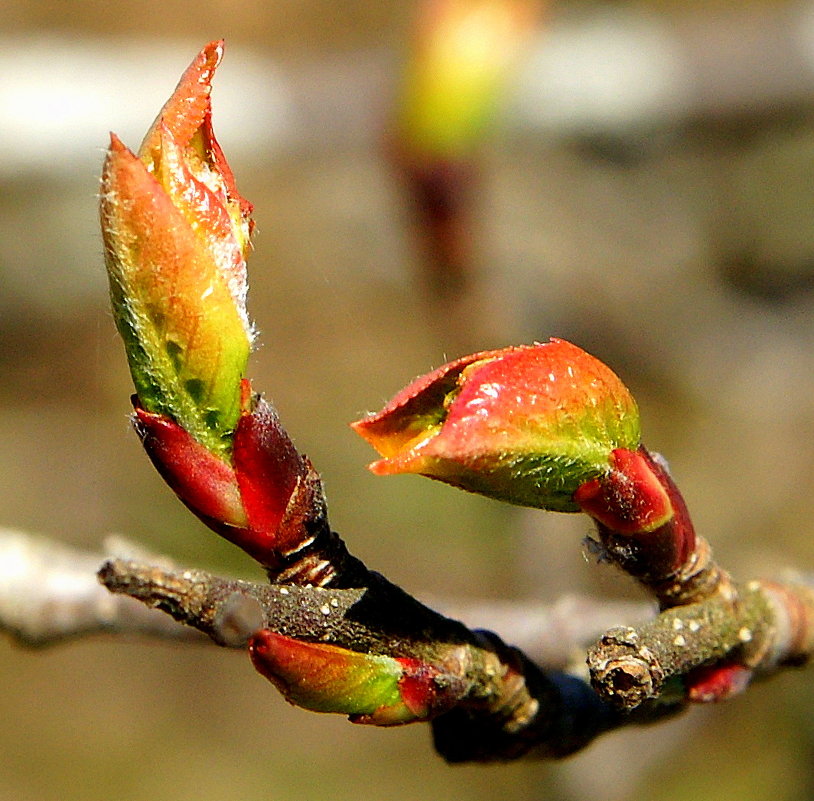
[97,551,637,761]
[588,578,814,709]
[4,524,814,762]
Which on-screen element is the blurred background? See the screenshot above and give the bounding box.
[3,0,814,799]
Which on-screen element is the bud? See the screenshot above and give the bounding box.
[133,404,248,529]
[574,446,697,580]
[686,662,752,703]
[573,447,673,534]
[249,630,468,725]
[101,43,320,570]
[352,339,641,511]
[132,391,319,570]
[396,0,539,159]
[390,1,541,296]
[100,40,253,458]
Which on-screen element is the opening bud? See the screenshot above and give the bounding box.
[352,339,641,511]
[100,41,253,458]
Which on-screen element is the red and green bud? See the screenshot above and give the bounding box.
[249,630,468,725]
[100,40,253,459]
[352,339,641,512]
[101,43,321,569]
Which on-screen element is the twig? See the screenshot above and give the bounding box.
[588,578,814,710]
[0,527,651,663]
[98,552,637,760]
[5,524,814,760]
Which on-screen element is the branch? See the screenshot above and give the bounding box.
[588,578,814,709]
[0,526,649,665]
[96,548,682,761]
[5,522,813,761]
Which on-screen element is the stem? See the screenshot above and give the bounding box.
[588,579,814,709]
[98,554,635,760]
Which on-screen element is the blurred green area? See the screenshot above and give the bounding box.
[3,1,814,799]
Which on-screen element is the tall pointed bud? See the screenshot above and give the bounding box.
[100,43,321,571]
[100,40,253,458]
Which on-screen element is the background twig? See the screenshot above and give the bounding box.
[0,528,201,647]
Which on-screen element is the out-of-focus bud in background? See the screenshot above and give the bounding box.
[388,0,541,305]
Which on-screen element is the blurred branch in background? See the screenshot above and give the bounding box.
[0,528,202,646]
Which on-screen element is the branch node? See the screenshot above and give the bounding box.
[588,626,665,709]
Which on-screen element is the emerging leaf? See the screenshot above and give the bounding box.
[100,41,253,458]
[352,339,641,511]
